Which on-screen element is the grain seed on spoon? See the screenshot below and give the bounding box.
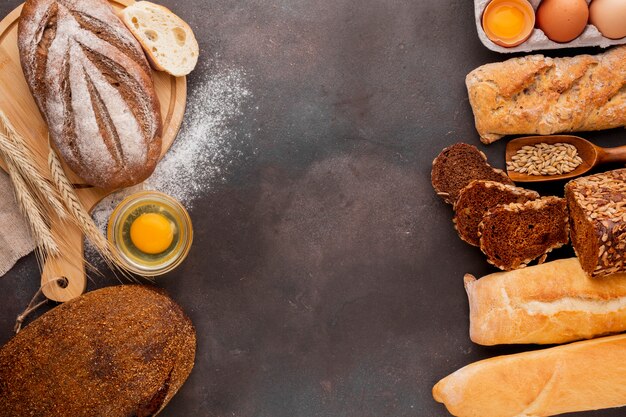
[507,143,583,176]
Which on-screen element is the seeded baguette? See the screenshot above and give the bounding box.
[466,45,626,144]
[431,143,513,204]
[478,197,569,270]
[454,180,539,246]
[566,169,626,278]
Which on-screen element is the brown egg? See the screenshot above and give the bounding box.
[537,0,590,42]
[590,0,626,39]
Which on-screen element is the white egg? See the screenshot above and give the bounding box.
[590,0,626,39]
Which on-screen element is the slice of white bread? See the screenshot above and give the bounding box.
[120,1,199,76]
[433,334,626,417]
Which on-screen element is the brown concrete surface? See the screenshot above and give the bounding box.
[0,0,624,416]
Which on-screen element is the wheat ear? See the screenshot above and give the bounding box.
[0,122,68,221]
[48,145,126,271]
[6,162,59,257]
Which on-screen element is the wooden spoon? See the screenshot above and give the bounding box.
[505,135,626,183]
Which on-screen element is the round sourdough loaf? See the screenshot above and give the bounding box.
[18,0,162,189]
[0,285,196,417]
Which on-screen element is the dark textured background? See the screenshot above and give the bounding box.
[1,0,626,416]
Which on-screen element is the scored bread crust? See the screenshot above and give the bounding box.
[466,45,626,144]
[464,258,626,345]
[433,333,626,417]
[0,285,196,417]
[18,0,162,189]
[120,1,199,77]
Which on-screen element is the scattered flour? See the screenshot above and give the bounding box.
[86,66,251,264]
[145,67,252,204]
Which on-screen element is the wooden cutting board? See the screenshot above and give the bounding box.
[0,0,186,302]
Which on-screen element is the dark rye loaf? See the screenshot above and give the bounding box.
[431,143,513,204]
[0,285,195,417]
[454,180,539,246]
[479,197,569,270]
[18,0,162,189]
[566,169,626,278]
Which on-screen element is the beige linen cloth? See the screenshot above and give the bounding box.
[0,171,35,275]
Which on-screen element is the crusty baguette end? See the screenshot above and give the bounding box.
[434,334,626,417]
[467,258,626,345]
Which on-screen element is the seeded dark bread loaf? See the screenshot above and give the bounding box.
[478,197,569,270]
[0,285,195,417]
[431,143,513,204]
[18,0,162,189]
[466,46,626,144]
[454,180,539,246]
[566,169,626,278]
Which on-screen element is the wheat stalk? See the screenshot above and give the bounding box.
[0,109,132,280]
[47,147,107,249]
[0,110,68,220]
[48,144,129,274]
[6,162,59,257]
[0,126,68,220]
[0,132,68,220]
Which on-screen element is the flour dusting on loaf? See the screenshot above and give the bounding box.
[18,0,162,189]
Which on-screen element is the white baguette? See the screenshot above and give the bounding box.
[466,258,626,345]
[433,334,626,417]
[120,1,199,76]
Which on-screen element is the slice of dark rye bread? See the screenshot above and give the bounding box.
[431,143,514,204]
[454,180,540,246]
[478,197,569,271]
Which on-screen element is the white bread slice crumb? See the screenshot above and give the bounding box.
[120,1,199,77]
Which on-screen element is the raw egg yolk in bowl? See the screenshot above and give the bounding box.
[130,212,175,255]
[482,0,535,47]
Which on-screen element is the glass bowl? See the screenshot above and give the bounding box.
[107,191,193,276]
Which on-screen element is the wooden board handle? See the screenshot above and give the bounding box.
[41,217,86,302]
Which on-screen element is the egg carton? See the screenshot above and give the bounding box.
[475,0,626,53]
